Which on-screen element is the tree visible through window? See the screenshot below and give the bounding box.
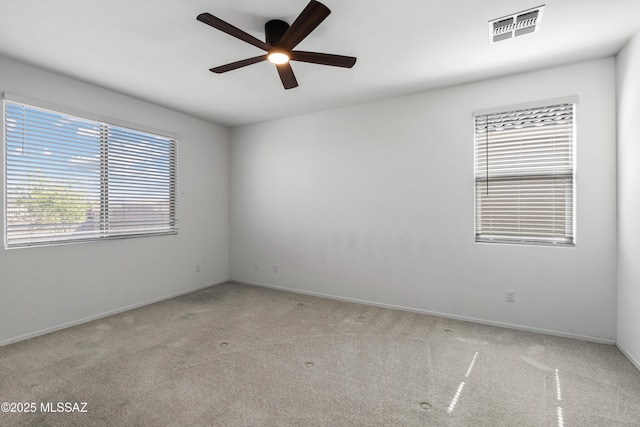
[4,99,177,248]
[474,102,575,246]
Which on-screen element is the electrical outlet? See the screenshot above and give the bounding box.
[254,262,259,270]
[195,264,200,273]
[274,264,278,273]
[506,290,516,303]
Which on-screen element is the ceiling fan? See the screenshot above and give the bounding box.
[197,0,357,89]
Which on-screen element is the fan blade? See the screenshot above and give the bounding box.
[197,13,270,51]
[291,51,356,68]
[210,55,267,73]
[278,1,331,49]
[276,63,299,89]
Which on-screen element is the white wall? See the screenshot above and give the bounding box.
[617,32,640,368]
[230,58,617,342]
[0,54,621,347]
[0,56,230,345]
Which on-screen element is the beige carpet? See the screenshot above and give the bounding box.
[1,281,639,426]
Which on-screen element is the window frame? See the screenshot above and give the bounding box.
[3,93,179,249]
[473,97,577,247]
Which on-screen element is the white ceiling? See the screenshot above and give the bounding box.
[1,0,640,127]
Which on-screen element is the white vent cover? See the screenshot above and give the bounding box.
[489,5,545,43]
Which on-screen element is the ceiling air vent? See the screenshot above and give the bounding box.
[489,5,545,44]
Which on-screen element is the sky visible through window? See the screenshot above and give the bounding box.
[6,105,101,200]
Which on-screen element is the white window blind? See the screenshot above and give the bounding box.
[474,102,575,246]
[4,99,177,248]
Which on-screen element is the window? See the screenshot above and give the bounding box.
[474,100,575,246]
[4,98,177,248]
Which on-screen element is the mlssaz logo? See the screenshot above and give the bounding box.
[40,402,88,413]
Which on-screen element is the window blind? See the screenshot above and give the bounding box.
[474,102,575,246]
[4,100,177,248]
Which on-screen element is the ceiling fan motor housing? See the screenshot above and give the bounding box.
[265,20,290,46]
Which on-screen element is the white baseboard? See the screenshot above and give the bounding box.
[617,343,640,372]
[0,279,229,347]
[234,279,617,345]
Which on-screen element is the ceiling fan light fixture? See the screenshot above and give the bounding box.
[268,51,290,64]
